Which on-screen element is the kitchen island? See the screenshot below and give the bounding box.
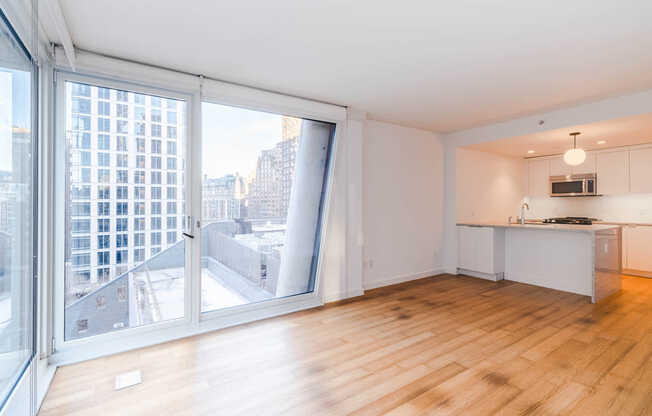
[456,222,622,303]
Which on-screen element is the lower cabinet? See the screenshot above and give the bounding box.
[457,226,505,280]
[623,225,652,277]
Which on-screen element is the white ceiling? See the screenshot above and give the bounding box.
[47,0,652,132]
[465,113,652,158]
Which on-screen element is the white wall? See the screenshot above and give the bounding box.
[456,148,526,222]
[362,120,445,289]
[320,112,364,302]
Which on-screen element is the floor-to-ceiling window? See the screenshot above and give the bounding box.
[0,9,36,410]
[54,72,337,355]
[200,102,334,313]
[61,80,187,340]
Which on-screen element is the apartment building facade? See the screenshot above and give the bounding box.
[65,82,186,303]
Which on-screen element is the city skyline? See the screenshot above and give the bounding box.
[201,102,284,179]
[201,110,302,222]
[62,82,313,340]
[64,81,303,308]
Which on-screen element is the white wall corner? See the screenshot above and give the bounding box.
[344,109,365,298]
[441,142,458,272]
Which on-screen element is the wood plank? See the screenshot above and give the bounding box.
[39,274,652,416]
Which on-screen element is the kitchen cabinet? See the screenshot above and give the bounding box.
[457,226,505,280]
[571,154,596,175]
[549,154,596,177]
[527,159,549,197]
[629,147,652,194]
[549,157,572,176]
[595,228,621,272]
[596,150,629,195]
[623,225,652,275]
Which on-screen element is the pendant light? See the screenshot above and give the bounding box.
[563,132,586,166]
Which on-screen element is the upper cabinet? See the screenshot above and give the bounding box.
[630,147,652,194]
[596,150,630,195]
[549,154,596,176]
[571,154,596,175]
[527,158,549,197]
[549,157,572,176]
[528,146,652,198]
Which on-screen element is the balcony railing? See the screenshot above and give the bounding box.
[64,220,280,340]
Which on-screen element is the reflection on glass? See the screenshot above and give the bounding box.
[200,103,334,313]
[0,14,35,407]
[63,82,187,340]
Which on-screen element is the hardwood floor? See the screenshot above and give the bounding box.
[39,274,652,415]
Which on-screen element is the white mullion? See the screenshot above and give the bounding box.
[185,90,203,326]
[52,71,67,352]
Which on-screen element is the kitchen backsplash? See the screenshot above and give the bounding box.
[527,194,652,223]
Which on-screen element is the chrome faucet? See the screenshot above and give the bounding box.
[520,202,530,225]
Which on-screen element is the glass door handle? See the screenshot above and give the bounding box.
[184,215,195,238]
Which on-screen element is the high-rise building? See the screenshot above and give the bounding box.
[247,117,300,220]
[0,127,30,236]
[278,137,298,217]
[65,82,186,302]
[201,173,247,222]
[247,148,282,219]
[281,116,301,141]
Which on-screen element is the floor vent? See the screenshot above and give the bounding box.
[115,370,142,391]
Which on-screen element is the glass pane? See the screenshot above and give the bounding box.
[201,103,334,313]
[552,181,583,194]
[63,82,186,340]
[0,14,35,407]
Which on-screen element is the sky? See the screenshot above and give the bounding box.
[201,102,282,179]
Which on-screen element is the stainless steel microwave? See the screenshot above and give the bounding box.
[549,173,597,197]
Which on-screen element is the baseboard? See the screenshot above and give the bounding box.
[363,268,446,290]
[322,288,364,303]
[457,268,504,282]
[623,269,652,279]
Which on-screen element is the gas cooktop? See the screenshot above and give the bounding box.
[542,217,597,225]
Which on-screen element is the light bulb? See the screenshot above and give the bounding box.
[563,148,586,166]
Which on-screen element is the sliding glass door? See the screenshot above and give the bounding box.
[54,74,336,355]
[0,10,36,411]
[200,102,334,313]
[61,80,188,340]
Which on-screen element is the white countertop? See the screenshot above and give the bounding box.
[480,218,652,227]
[456,221,621,233]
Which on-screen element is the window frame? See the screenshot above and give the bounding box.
[49,67,342,365]
[196,95,341,325]
[0,6,39,412]
[52,71,195,356]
